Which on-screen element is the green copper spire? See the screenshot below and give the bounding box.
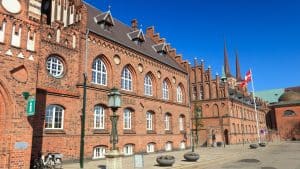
[221,66,227,81]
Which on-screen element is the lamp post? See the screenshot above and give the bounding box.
[107,87,121,150]
[106,87,123,169]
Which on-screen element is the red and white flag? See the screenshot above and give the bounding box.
[240,70,252,87]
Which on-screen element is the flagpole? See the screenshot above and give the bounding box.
[250,69,261,144]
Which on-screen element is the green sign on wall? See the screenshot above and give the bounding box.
[26,97,36,116]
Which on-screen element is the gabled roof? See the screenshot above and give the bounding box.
[85,2,186,73]
[127,29,145,42]
[94,11,115,26]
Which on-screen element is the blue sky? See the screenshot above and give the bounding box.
[85,0,300,91]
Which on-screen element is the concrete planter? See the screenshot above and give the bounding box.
[156,155,175,166]
[249,144,258,149]
[183,152,200,161]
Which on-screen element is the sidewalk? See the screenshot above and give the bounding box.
[63,142,281,169]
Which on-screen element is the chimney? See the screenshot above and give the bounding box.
[131,19,138,30]
[146,26,154,37]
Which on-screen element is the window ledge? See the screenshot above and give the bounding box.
[180,130,186,134]
[44,129,66,134]
[93,129,109,134]
[123,130,136,134]
[147,130,156,134]
[165,130,173,134]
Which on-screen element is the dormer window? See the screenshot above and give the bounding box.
[94,11,115,31]
[128,29,145,45]
[153,43,168,55]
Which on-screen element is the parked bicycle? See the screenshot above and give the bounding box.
[32,153,63,169]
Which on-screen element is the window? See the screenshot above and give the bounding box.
[165,142,172,151]
[45,105,64,129]
[179,115,185,131]
[146,143,155,153]
[283,110,296,116]
[162,80,169,100]
[94,105,105,129]
[146,111,153,130]
[123,109,132,129]
[46,56,64,78]
[121,67,132,91]
[93,146,106,159]
[144,75,153,96]
[177,86,183,103]
[123,144,134,156]
[180,141,186,150]
[199,85,204,100]
[92,58,107,85]
[164,113,171,130]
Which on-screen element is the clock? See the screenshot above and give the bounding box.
[1,0,21,14]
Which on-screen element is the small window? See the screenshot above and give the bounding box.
[93,146,106,159]
[164,113,171,130]
[177,86,183,103]
[144,75,153,96]
[92,58,107,85]
[180,141,186,150]
[179,115,185,131]
[45,105,64,129]
[123,109,132,129]
[121,67,132,91]
[162,80,169,100]
[123,144,134,156]
[146,112,153,131]
[283,110,296,116]
[46,56,64,78]
[165,142,172,151]
[146,143,155,153]
[94,105,105,129]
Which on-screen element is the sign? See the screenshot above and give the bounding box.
[14,142,28,150]
[26,97,36,116]
[134,154,144,168]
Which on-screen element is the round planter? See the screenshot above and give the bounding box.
[184,152,200,161]
[249,144,258,149]
[156,155,175,166]
[259,143,266,147]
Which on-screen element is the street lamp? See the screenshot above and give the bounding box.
[108,87,121,150]
[192,106,202,152]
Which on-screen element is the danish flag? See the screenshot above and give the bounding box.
[240,70,252,87]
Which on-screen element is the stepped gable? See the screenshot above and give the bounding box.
[85,2,187,73]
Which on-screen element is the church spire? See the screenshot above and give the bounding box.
[224,40,232,77]
[235,50,242,81]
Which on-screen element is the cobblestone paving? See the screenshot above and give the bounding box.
[63,141,300,169]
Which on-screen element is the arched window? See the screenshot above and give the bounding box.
[180,141,186,150]
[121,66,132,91]
[146,111,154,131]
[144,75,152,96]
[146,143,155,153]
[164,113,171,131]
[283,110,296,116]
[123,109,132,129]
[94,105,105,129]
[46,55,64,78]
[162,80,169,100]
[165,142,172,151]
[93,146,106,159]
[45,105,64,129]
[212,104,219,117]
[177,86,183,103]
[123,144,134,156]
[179,115,185,131]
[92,58,107,85]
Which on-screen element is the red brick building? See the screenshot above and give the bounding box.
[189,44,268,146]
[0,1,191,168]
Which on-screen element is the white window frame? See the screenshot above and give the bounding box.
[93,146,106,159]
[180,141,186,150]
[94,105,105,129]
[123,144,134,156]
[164,114,170,130]
[121,67,132,91]
[146,143,155,153]
[165,142,172,151]
[45,105,64,129]
[179,115,184,131]
[144,75,153,96]
[92,58,107,85]
[146,112,153,130]
[46,56,64,78]
[177,86,183,103]
[162,80,169,100]
[123,109,132,130]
